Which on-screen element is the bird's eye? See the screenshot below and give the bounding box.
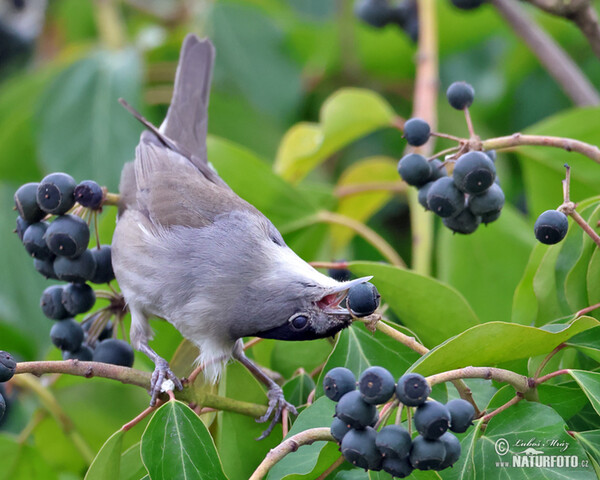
[290,314,308,330]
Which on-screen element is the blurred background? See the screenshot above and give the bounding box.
[1,0,600,477]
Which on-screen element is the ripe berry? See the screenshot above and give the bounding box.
[414,400,451,440]
[418,182,433,210]
[376,424,412,458]
[482,209,502,225]
[468,183,505,215]
[89,245,115,284]
[409,435,446,470]
[40,285,69,320]
[23,222,54,260]
[446,398,476,433]
[54,249,97,283]
[534,210,568,245]
[93,339,134,367]
[323,367,356,401]
[484,149,496,162]
[34,257,59,280]
[74,180,103,209]
[63,345,93,361]
[451,0,485,9]
[382,456,413,478]
[347,282,380,317]
[335,390,378,429]
[453,151,496,194]
[359,366,396,404]
[429,159,447,181]
[15,216,31,241]
[396,373,431,407]
[341,426,382,470]
[426,177,465,218]
[439,431,462,469]
[14,183,45,223]
[36,172,76,215]
[446,81,475,110]
[0,392,5,422]
[328,265,351,282]
[330,417,352,444]
[354,0,391,28]
[403,118,431,147]
[0,351,16,382]
[45,214,90,258]
[61,283,96,316]
[442,208,481,234]
[398,154,432,187]
[50,318,84,352]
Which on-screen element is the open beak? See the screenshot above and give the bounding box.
[317,276,373,315]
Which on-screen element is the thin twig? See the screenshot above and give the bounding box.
[535,368,570,385]
[464,108,476,139]
[481,393,524,423]
[534,343,567,379]
[121,402,162,431]
[576,302,600,317]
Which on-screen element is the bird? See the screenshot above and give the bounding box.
[112,33,370,438]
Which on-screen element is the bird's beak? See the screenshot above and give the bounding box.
[317,276,373,315]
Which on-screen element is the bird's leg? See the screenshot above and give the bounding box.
[138,342,183,406]
[232,342,297,440]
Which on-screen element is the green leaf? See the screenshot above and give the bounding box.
[438,205,535,324]
[349,262,480,347]
[119,443,147,480]
[275,89,396,183]
[569,370,600,417]
[573,430,600,466]
[0,434,59,480]
[270,339,333,380]
[332,156,401,250]
[207,136,316,228]
[84,430,124,480]
[141,401,227,480]
[537,383,589,421]
[266,397,339,480]
[36,48,143,191]
[567,326,600,362]
[586,248,600,318]
[283,373,316,408]
[511,244,546,325]
[410,316,598,376]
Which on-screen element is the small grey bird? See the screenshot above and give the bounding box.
[112,34,369,437]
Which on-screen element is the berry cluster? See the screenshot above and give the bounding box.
[0,351,16,423]
[324,367,475,476]
[354,0,419,42]
[14,173,133,367]
[398,82,505,234]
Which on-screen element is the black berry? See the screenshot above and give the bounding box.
[61,283,96,316]
[468,183,505,215]
[45,214,90,258]
[484,150,496,162]
[347,282,380,317]
[89,245,115,284]
[330,417,352,443]
[34,257,59,280]
[50,318,84,352]
[93,339,134,367]
[354,0,391,28]
[453,151,496,194]
[534,210,568,245]
[446,398,475,433]
[442,208,481,234]
[409,435,446,471]
[439,431,462,469]
[0,351,16,382]
[15,216,31,241]
[14,183,45,223]
[36,172,77,215]
[396,373,431,406]
[482,209,502,225]
[63,345,94,361]
[376,424,412,458]
[323,367,356,401]
[446,81,475,110]
[418,182,433,210]
[74,180,103,209]
[451,0,485,9]
[359,366,396,404]
[382,456,413,478]
[429,158,447,181]
[398,153,432,187]
[341,426,382,471]
[426,177,465,218]
[403,118,431,147]
[53,249,97,283]
[335,390,378,429]
[414,400,451,440]
[40,285,69,320]
[328,266,351,282]
[23,221,54,260]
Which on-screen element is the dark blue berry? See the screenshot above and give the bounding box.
[61,283,96,316]
[63,345,94,361]
[414,400,451,440]
[0,351,16,382]
[409,435,446,470]
[89,245,115,284]
[15,216,31,241]
[446,81,475,110]
[36,172,76,215]
[45,214,90,258]
[439,431,462,469]
[534,210,568,245]
[93,339,134,367]
[482,209,502,225]
[323,367,356,401]
[426,177,465,218]
[446,398,475,433]
[359,366,396,404]
[347,282,380,317]
[40,285,69,320]
[23,221,54,260]
[443,208,481,235]
[33,257,59,280]
[396,373,431,406]
[330,417,352,443]
[50,319,84,352]
[403,118,431,146]
[376,424,412,458]
[453,151,496,194]
[398,153,433,187]
[14,183,45,222]
[335,390,377,429]
[53,249,97,283]
[341,426,382,471]
[354,0,391,28]
[74,180,103,209]
[468,183,505,215]
[382,456,413,477]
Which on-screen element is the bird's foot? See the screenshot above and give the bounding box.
[256,384,298,440]
[149,356,183,406]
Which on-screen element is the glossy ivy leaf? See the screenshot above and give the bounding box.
[274,88,396,183]
[332,156,402,250]
[119,443,147,480]
[567,326,600,362]
[410,316,598,376]
[36,48,143,191]
[84,430,124,480]
[141,401,227,480]
[282,372,315,408]
[537,383,589,422]
[573,430,600,467]
[350,261,480,347]
[569,370,600,416]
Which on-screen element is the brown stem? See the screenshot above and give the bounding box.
[315,456,344,480]
[481,393,524,423]
[368,319,430,356]
[576,302,600,317]
[569,210,600,248]
[492,0,600,106]
[426,366,530,392]
[535,368,570,385]
[430,132,464,142]
[121,402,162,431]
[464,108,477,139]
[428,145,461,161]
[534,343,567,379]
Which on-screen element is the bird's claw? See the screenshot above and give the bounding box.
[149,357,183,406]
[256,384,297,440]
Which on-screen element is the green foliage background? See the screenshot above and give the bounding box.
[1,1,600,479]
